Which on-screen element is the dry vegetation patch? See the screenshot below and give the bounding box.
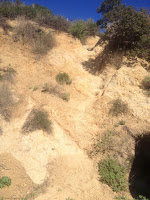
[13,20,55,55]
[0,83,15,121]
[22,109,52,134]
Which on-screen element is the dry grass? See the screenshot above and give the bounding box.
[13,20,55,55]
[0,83,14,121]
[22,109,52,134]
[109,99,128,116]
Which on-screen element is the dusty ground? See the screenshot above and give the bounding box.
[0,21,150,200]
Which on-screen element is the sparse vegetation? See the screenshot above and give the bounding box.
[99,157,127,192]
[141,76,150,96]
[60,92,70,102]
[56,72,72,85]
[98,129,116,153]
[13,20,55,55]
[109,99,128,116]
[22,109,52,134]
[0,176,11,188]
[115,196,129,200]
[0,83,14,121]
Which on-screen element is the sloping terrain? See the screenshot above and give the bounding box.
[0,20,150,200]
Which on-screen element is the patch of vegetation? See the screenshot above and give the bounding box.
[13,20,55,55]
[97,0,150,62]
[0,127,2,135]
[115,196,129,200]
[70,19,99,42]
[0,1,71,33]
[109,99,128,116]
[56,72,72,85]
[66,198,74,200]
[135,195,149,200]
[22,109,52,134]
[33,86,38,91]
[98,157,127,192]
[141,76,150,96]
[0,83,14,121]
[0,176,11,188]
[98,129,116,153]
[0,74,3,81]
[60,92,70,102]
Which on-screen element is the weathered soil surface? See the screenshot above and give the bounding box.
[0,21,150,200]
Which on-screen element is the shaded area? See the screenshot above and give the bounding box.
[82,44,123,75]
[129,134,150,199]
[0,18,11,34]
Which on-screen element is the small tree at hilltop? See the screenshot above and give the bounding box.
[97,0,150,61]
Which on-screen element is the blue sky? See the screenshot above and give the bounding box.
[24,0,150,21]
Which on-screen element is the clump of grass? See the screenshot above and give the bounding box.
[60,92,70,101]
[56,72,72,85]
[0,83,14,121]
[42,83,61,96]
[0,127,2,135]
[141,76,150,97]
[109,99,128,116]
[13,20,55,55]
[22,109,52,134]
[0,176,11,188]
[98,158,127,192]
[98,130,116,153]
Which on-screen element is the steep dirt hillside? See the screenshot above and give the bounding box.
[0,20,150,200]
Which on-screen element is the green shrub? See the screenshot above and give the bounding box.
[86,19,99,36]
[70,20,87,42]
[22,109,52,134]
[0,176,11,188]
[109,99,128,116]
[115,196,129,200]
[99,158,127,192]
[13,20,55,55]
[141,76,150,90]
[60,92,70,102]
[56,72,72,85]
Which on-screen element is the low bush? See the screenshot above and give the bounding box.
[56,72,72,85]
[60,92,70,102]
[109,99,128,116]
[141,76,150,90]
[0,176,11,188]
[13,20,55,55]
[98,130,116,153]
[22,109,52,134]
[99,158,127,192]
[70,20,87,42]
[70,19,99,42]
[0,83,14,121]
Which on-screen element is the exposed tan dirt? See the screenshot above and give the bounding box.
[0,20,149,200]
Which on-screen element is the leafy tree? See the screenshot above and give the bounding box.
[97,0,150,61]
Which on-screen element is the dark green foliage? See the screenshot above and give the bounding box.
[109,99,128,116]
[56,72,72,85]
[99,158,127,192]
[0,176,11,188]
[22,109,52,134]
[97,0,150,61]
